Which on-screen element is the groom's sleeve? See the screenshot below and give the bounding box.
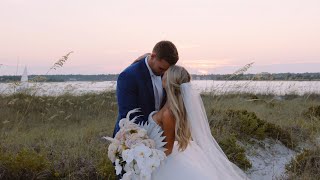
[116,71,144,122]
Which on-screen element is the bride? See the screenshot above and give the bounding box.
[148,65,248,180]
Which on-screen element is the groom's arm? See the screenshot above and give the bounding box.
[116,71,145,122]
[131,53,150,65]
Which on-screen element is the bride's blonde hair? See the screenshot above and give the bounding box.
[165,65,191,151]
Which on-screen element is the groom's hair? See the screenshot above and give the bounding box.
[152,41,179,65]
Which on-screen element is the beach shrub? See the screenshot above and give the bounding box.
[286,147,320,179]
[218,135,252,170]
[226,110,267,140]
[212,109,296,148]
[0,147,51,179]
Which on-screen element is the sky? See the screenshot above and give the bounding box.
[0,0,319,75]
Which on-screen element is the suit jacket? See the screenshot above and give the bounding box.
[112,58,166,137]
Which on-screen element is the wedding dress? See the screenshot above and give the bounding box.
[148,83,249,180]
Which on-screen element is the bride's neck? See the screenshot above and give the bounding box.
[164,101,170,108]
[159,101,170,114]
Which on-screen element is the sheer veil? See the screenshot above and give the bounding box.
[180,82,249,179]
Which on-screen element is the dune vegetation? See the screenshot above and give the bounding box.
[1,56,319,179]
[0,91,319,179]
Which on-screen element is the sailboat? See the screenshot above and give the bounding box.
[17,66,29,92]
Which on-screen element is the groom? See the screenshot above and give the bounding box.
[113,41,179,137]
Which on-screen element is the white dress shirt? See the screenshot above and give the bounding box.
[145,56,163,111]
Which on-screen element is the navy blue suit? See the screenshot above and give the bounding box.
[113,58,165,137]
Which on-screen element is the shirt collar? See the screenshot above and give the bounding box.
[145,56,156,77]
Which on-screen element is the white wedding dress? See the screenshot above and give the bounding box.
[148,83,249,180]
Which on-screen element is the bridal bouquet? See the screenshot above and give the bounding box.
[103,109,167,180]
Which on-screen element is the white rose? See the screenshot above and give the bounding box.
[107,142,119,163]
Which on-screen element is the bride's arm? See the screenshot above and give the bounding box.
[161,110,175,156]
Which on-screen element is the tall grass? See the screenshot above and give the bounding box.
[0,59,319,179]
[0,92,118,179]
[1,92,319,179]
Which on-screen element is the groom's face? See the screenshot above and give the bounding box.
[151,56,171,76]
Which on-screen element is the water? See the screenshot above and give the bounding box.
[1,80,320,96]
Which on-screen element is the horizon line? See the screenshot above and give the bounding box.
[1,72,320,76]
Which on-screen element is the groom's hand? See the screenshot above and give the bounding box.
[132,53,151,64]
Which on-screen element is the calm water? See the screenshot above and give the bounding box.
[1,80,320,96]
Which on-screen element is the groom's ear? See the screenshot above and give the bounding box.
[150,52,157,60]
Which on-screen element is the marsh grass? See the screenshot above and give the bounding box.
[285,146,320,179]
[0,91,118,179]
[202,93,320,179]
[1,92,319,179]
[0,53,118,179]
[1,59,320,179]
[203,93,320,144]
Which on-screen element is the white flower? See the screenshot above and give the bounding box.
[103,108,168,180]
[120,119,139,131]
[141,139,156,149]
[137,128,147,138]
[115,159,122,175]
[123,161,134,173]
[152,149,166,161]
[131,144,155,178]
[125,134,142,148]
[107,141,119,163]
[122,149,134,164]
[139,169,152,180]
[119,117,129,128]
[133,144,152,160]
[115,129,126,142]
[121,171,133,180]
[124,126,140,137]
[146,154,160,170]
[102,136,115,143]
[133,163,141,175]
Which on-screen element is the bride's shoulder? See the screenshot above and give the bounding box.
[162,108,175,124]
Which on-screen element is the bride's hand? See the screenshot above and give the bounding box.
[132,53,151,64]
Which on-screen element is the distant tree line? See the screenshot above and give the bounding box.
[192,72,320,81]
[0,74,118,82]
[0,73,319,82]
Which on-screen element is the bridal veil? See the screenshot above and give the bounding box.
[180,83,248,180]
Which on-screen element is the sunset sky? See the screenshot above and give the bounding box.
[0,0,319,75]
